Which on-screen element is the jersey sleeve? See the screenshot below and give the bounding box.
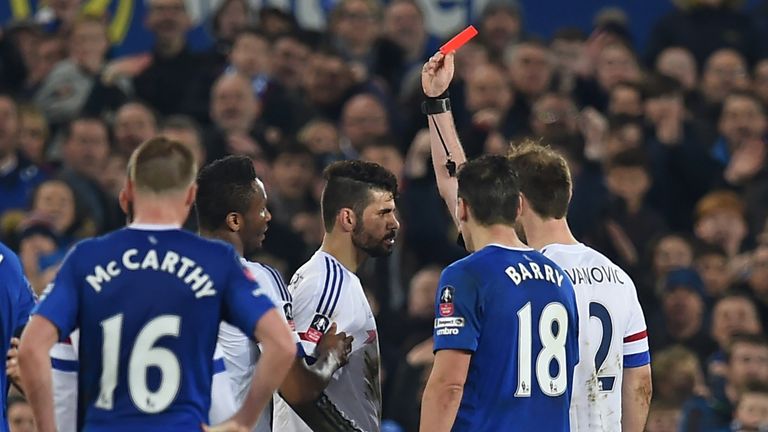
[33,247,80,341]
[221,250,275,340]
[15,275,36,330]
[433,264,481,353]
[622,280,650,368]
[292,257,349,359]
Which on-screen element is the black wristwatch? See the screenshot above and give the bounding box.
[422,91,451,115]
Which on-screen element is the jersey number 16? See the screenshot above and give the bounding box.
[95,313,182,413]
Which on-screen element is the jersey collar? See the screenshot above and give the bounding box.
[127,223,182,231]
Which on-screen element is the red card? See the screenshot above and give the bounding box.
[440,25,479,54]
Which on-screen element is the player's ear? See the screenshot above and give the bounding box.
[226,212,241,232]
[185,183,197,207]
[338,208,356,233]
[119,180,133,215]
[457,197,469,223]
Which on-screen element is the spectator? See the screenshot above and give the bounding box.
[112,101,159,156]
[327,0,404,90]
[549,27,588,94]
[205,73,272,163]
[529,92,580,140]
[645,73,722,231]
[649,268,717,363]
[729,382,768,432]
[19,33,65,98]
[694,190,749,258]
[16,104,49,169]
[586,148,667,272]
[209,0,253,62]
[645,0,762,68]
[0,95,47,229]
[258,7,299,39]
[680,334,768,431]
[271,32,312,93]
[652,345,707,405]
[575,42,641,112]
[608,81,644,117]
[297,119,344,169]
[7,395,36,432]
[743,245,768,328]
[34,15,110,126]
[754,58,768,108]
[382,0,440,69]
[0,22,37,95]
[478,0,524,61]
[646,401,683,432]
[696,49,751,126]
[655,46,699,91]
[159,115,206,169]
[503,40,554,128]
[649,234,695,293]
[226,29,271,99]
[18,179,92,294]
[58,116,119,232]
[340,93,391,157]
[132,0,217,121]
[695,244,733,299]
[360,137,405,190]
[457,62,514,153]
[301,47,357,121]
[708,295,763,385]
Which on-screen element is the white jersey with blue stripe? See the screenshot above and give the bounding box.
[541,243,650,432]
[216,258,295,432]
[274,250,381,432]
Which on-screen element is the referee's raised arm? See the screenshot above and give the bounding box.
[421,52,466,228]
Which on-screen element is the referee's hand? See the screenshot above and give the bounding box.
[317,322,354,367]
[422,52,455,98]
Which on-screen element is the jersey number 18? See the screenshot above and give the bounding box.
[95,314,182,413]
[514,302,568,398]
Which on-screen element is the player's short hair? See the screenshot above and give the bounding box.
[507,140,571,219]
[321,160,398,233]
[195,155,257,231]
[128,137,196,194]
[456,155,520,226]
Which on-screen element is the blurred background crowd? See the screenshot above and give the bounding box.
[1,0,768,431]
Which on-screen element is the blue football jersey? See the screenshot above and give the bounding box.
[433,244,579,432]
[34,226,275,432]
[0,242,36,432]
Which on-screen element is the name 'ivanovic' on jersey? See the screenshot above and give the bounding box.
[84,248,216,297]
[560,265,626,286]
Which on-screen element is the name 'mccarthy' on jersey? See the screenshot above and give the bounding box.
[33,225,275,432]
[273,250,380,432]
[541,243,650,432]
[433,244,579,432]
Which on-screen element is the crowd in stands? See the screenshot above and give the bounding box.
[2,0,768,430]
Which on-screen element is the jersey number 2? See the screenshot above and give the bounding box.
[589,302,616,392]
[95,314,182,413]
[515,302,569,397]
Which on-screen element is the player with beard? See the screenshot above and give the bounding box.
[422,51,652,431]
[273,160,400,432]
[195,155,353,432]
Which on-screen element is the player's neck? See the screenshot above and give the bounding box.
[200,229,243,256]
[320,233,362,272]
[131,199,189,227]
[469,225,527,251]
[524,216,579,251]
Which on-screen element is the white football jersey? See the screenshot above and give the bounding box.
[216,258,296,432]
[274,250,381,432]
[541,243,650,432]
